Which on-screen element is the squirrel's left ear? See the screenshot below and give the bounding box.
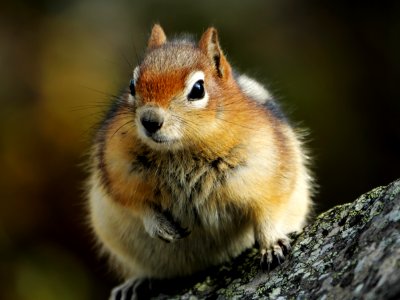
[199,28,231,79]
[148,24,167,49]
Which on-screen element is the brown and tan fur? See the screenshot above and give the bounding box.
[87,25,312,294]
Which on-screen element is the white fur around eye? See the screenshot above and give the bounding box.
[128,66,140,104]
[184,71,209,109]
[128,94,134,104]
[133,66,140,83]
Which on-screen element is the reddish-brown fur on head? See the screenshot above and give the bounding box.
[136,70,189,107]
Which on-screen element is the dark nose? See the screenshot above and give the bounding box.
[140,112,164,134]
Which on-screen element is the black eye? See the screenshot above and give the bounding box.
[129,79,136,96]
[188,80,205,100]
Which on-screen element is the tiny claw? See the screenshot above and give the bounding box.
[157,235,172,243]
[273,245,285,264]
[260,249,268,271]
[260,249,273,272]
[110,278,145,300]
[278,238,291,255]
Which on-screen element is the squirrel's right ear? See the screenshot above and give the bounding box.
[147,24,167,49]
[199,27,231,79]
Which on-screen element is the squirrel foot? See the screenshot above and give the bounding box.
[109,278,146,300]
[260,237,291,272]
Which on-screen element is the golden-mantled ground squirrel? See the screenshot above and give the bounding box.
[87,25,313,299]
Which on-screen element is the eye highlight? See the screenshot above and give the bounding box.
[188,80,205,100]
[129,79,136,97]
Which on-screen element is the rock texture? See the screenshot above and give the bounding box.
[118,179,400,300]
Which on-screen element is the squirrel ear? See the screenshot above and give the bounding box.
[199,27,231,78]
[148,24,167,48]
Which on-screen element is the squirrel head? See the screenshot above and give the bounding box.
[128,24,240,151]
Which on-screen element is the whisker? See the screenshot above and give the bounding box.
[78,85,121,99]
[119,50,133,70]
[111,119,134,139]
[70,104,112,112]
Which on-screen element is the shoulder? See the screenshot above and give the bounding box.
[236,74,272,104]
[236,74,288,123]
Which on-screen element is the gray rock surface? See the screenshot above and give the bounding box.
[119,179,400,300]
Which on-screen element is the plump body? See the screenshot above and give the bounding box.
[87,25,312,284]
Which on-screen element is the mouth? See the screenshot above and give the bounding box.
[137,124,182,149]
[147,134,178,145]
[152,136,172,144]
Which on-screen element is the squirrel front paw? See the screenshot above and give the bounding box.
[143,209,190,243]
[259,237,291,272]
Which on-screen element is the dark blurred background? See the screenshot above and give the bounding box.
[1,0,399,299]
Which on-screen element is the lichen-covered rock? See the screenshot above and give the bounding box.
[119,179,400,300]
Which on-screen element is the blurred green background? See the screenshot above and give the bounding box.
[1,0,399,299]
